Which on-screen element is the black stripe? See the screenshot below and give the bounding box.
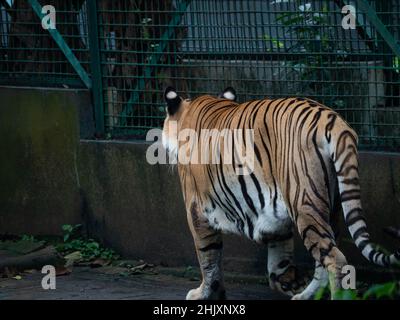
[217,157,247,222]
[254,144,262,167]
[312,128,332,211]
[346,214,366,227]
[384,254,391,266]
[340,190,360,198]
[357,239,369,251]
[341,178,360,185]
[238,175,258,216]
[368,249,377,263]
[258,128,279,218]
[199,242,223,252]
[341,195,361,202]
[278,259,291,269]
[246,215,254,239]
[250,173,265,209]
[207,167,236,223]
[344,208,363,223]
[325,113,337,143]
[353,226,368,240]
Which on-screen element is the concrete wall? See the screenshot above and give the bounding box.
[0,87,85,235]
[1,86,400,275]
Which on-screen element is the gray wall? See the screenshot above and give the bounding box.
[1,86,400,275]
[0,86,83,235]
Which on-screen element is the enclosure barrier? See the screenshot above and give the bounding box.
[0,0,399,150]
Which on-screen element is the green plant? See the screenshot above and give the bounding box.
[394,56,400,73]
[333,289,360,300]
[57,224,119,261]
[61,224,82,242]
[20,234,36,242]
[314,285,329,300]
[314,281,400,300]
[362,282,398,300]
[268,1,349,108]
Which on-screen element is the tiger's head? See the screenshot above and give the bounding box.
[162,86,237,157]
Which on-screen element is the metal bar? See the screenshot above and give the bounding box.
[0,0,11,10]
[120,0,190,122]
[334,0,377,52]
[356,0,400,58]
[28,0,92,89]
[0,0,14,20]
[0,77,84,87]
[87,0,104,135]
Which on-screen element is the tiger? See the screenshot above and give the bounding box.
[161,86,400,300]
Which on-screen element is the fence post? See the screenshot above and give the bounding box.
[28,0,92,89]
[356,0,400,58]
[87,0,104,136]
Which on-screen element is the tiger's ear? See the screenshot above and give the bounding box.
[164,87,182,115]
[218,87,237,101]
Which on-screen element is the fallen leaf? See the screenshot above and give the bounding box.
[23,269,37,274]
[131,263,147,272]
[55,266,71,276]
[129,263,158,275]
[90,258,111,268]
[64,251,83,268]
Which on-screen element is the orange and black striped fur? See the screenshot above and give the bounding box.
[162,87,400,300]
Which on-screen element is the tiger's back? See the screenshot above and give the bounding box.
[177,95,350,243]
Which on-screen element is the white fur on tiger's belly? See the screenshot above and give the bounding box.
[204,190,291,242]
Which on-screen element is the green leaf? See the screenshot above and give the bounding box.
[263,35,285,49]
[62,224,73,232]
[363,282,397,300]
[314,286,327,300]
[393,56,400,73]
[334,289,359,300]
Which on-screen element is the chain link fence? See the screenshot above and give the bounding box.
[0,0,399,150]
[0,0,90,87]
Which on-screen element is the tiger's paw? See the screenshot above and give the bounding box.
[186,287,204,300]
[269,266,308,297]
[186,281,226,300]
[291,288,318,300]
[291,293,307,300]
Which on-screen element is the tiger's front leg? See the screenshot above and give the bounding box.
[186,202,226,300]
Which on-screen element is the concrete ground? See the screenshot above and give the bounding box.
[0,266,288,300]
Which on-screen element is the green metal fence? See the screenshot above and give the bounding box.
[0,0,91,87]
[1,0,400,150]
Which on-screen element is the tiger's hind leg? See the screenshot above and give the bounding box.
[292,261,328,300]
[293,213,347,300]
[185,202,226,300]
[267,234,308,296]
[292,200,341,300]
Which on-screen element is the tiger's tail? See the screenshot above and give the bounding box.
[328,119,400,267]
